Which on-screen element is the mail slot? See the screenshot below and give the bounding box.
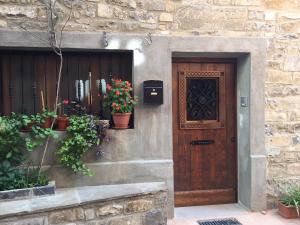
[143,80,163,104]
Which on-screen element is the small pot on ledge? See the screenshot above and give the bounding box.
[21,122,34,132]
[41,118,53,129]
[112,113,131,129]
[56,116,69,131]
[278,201,299,219]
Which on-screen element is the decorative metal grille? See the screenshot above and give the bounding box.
[178,71,225,130]
[198,218,242,225]
[186,78,218,121]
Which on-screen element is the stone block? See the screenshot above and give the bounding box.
[143,210,166,225]
[159,13,173,22]
[97,3,113,18]
[292,136,300,145]
[287,163,300,175]
[84,208,95,220]
[266,69,292,84]
[267,148,281,157]
[96,204,123,217]
[124,199,153,214]
[130,10,157,23]
[231,0,261,6]
[109,0,137,9]
[265,11,276,21]
[0,6,37,18]
[265,0,300,10]
[49,209,77,224]
[248,10,264,20]
[75,208,85,220]
[175,6,247,30]
[265,111,287,122]
[279,12,300,20]
[213,0,231,5]
[141,0,166,11]
[284,56,300,72]
[107,215,141,225]
[266,135,291,147]
[267,164,286,178]
[0,19,7,28]
[284,152,298,162]
[292,72,300,84]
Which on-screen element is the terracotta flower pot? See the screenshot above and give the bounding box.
[41,118,53,129]
[56,116,69,131]
[112,113,131,129]
[21,122,34,132]
[278,202,299,219]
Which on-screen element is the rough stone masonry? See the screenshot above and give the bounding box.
[0,0,300,207]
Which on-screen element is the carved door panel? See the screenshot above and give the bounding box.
[172,59,237,207]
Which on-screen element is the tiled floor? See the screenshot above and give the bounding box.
[168,204,300,225]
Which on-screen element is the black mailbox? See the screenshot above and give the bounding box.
[143,80,163,104]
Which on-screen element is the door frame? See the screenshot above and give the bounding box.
[170,50,266,212]
[172,57,238,207]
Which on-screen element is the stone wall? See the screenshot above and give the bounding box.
[0,0,300,207]
[0,183,168,225]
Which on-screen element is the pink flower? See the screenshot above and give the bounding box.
[107,84,112,91]
[63,100,69,105]
[116,90,120,96]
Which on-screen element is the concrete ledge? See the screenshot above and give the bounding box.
[0,182,167,219]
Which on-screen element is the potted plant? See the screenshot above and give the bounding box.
[104,79,137,129]
[278,187,300,219]
[56,100,70,130]
[20,114,36,132]
[37,109,57,128]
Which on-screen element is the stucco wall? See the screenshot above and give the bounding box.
[0,0,299,209]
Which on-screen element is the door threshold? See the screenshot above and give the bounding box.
[174,203,250,219]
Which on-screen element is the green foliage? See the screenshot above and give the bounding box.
[104,79,138,113]
[23,110,58,151]
[0,161,48,191]
[280,187,300,215]
[0,116,25,166]
[0,113,54,191]
[57,115,100,176]
[26,125,58,151]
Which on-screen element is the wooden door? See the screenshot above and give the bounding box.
[172,58,237,207]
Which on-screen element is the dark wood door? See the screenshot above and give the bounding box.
[172,58,237,207]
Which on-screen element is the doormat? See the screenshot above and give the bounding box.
[197,218,242,225]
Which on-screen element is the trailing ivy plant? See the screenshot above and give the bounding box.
[57,115,100,176]
[25,110,58,151]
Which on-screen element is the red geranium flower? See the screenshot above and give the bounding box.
[107,84,112,91]
[116,90,120,96]
[63,100,69,105]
